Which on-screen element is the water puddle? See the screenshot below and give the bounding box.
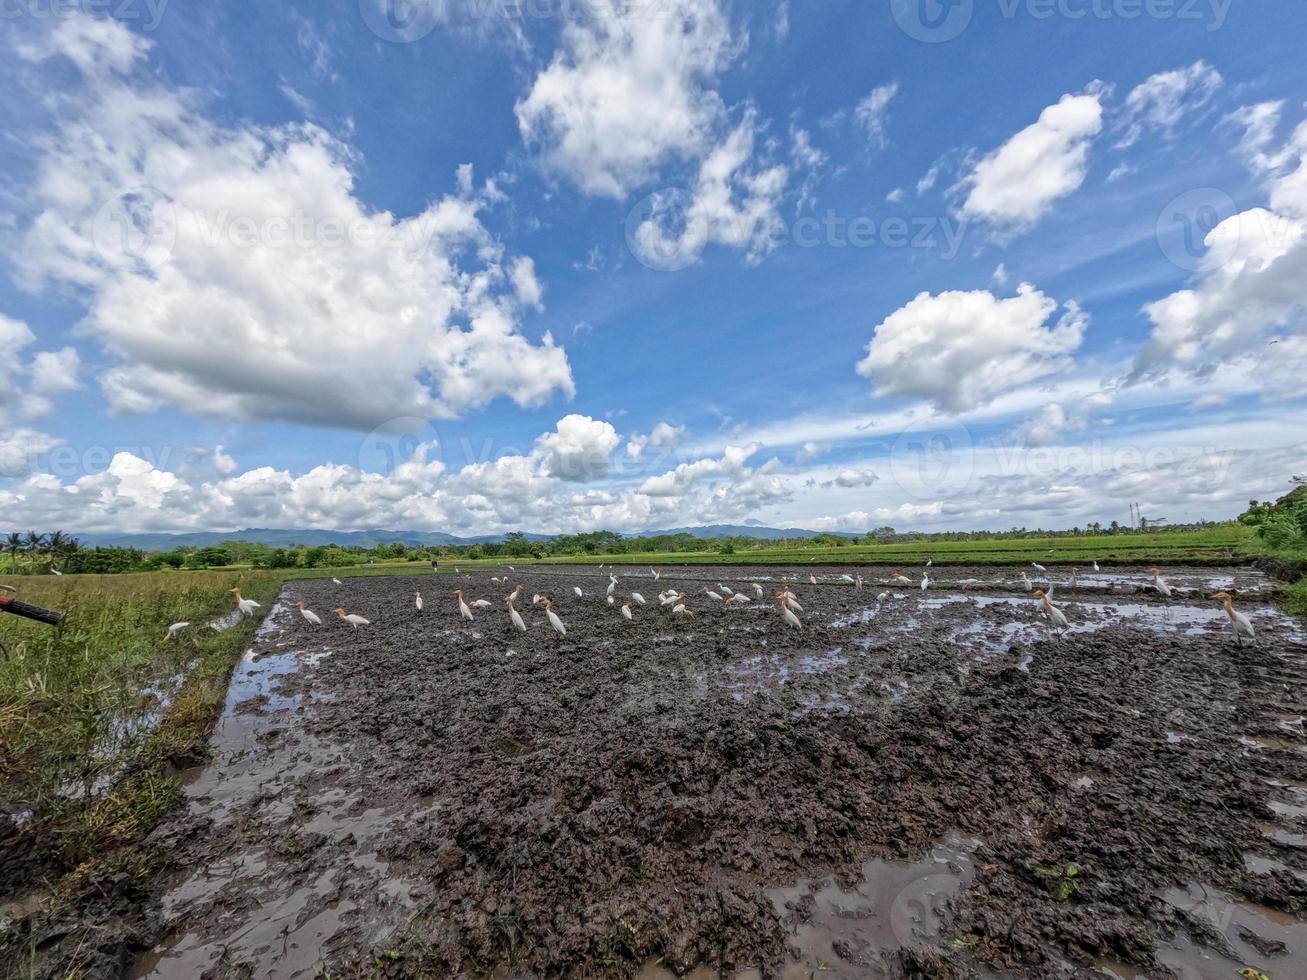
[1159,881,1307,978]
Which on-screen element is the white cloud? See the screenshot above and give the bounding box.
[808,501,943,531]
[795,441,828,463]
[0,316,81,466]
[626,420,686,458]
[916,165,940,196]
[1132,111,1307,398]
[629,113,788,268]
[638,443,758,496]
[1117,61,1222,147]
[956,86,1105,229]
[853,82,898,147]
[825,468,880,488]
[1227,101,1292,173]
[533,413,621,482]
[857,283,1087,413]
[885,187,905,204]
[16,15,573,430]
[515,0,734,199]
[212,445,237,475]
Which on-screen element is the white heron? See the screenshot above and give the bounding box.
[753,583,764,598]
[542,598,567,636]
[1092,561,1100,572]
[776,594,802,629]
[1031,562,1046,573]
[164,622,190,641]
[573,586,584,598]
[335,608,370,630]
[51,567,62,576]
[720,584,734,596]
[780,591,803,613]
[890,572,912,584]
[1021,572,1033,591]
[876,591,889,602]
[704,588,724,602]
[632,592,646,605]
[1150,567,1174,597]
[472,599,493,609]
[505,584,523,604]
[809,573,817,585]
[607,595,615,605]
[415,591,424,612]
[920,573,929,592]
[925,559,933,567]
[1210,591,1255,647]
[295,602,322,625]
[228,588,262,616]
[332,577,343,586]
[651,568,660,581]
[1032,590,1068,639]
[621,602,634,621]
[507,596,527,633]
[840,574,854,583]
[606,579,617,597]
[855,574,864,591]
[672,601,694,617]
[455,589,474,621]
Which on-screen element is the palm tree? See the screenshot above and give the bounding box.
[24,531,45,558]
[5,532,21,572]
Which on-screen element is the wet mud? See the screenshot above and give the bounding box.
[23,563,1307,979]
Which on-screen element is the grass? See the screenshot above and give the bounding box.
[445,526,1261,569]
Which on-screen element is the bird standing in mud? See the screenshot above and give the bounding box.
[1150,567,1174,597]
[332,577,343,586]
[295,602,322,625]
[455,589,474,621]
[621,602,633,621]
[415,591,424,612]
[890,572,911,584]
[704,587,723,602]
[920,572,930,592]
[753,583,764,598]
[776,593,803,629]
[809,573,817,585]
[631,592,646,605]
[542,598,567,636]
[1032,562,1046,573]
[573,586,584,598]
[507,596,527,633]
[164,622,190,641]
[1092,561,1100,572]
[1210,591,1255,647]
[335,608,371,630]
[651,567,660,581]
[855,574,864,591]
[1021,572,1033,591]
[1031,590,1068,640]
[780,590,803,612]
[228,588,262,616]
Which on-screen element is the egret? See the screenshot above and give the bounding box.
[1150,567,1173,597]
[780,591,803,612]
[507,596,527,633]
[920,573,929,592]
[720,584,734,596]
[607,595,615,605]
[809,573,817,585]
[1092,561,1100,572]
[505,584,523,604]
[532,593,543,605]
[1069,567,1079,588]
[51,568,62,576]
[335,608,371,630]
[573,586,584,598]
[926,559,933,567]
[631,592,646,605]
[542,598,567,636]
[1031,562,1046,573]
[606,579,617,597]
[876,591,889,602]
[415,591,424,612]
[776,593,803,629]
[621,602,634,621]
[659,592,679,607]
[840,574,854,583]
[753,583,764,598]
[332,577,343,585]
[455,589,474,621]
[855,574,864,591]
[672,600,694,617]
[1031,590,1068,639]
[1021,572,1033,591]
[295,602,322,625]
[164,622,190,641]
[1210,592,1255,647]
[228,588,262,616]
[651,568,660,581]
[890,572,912,584]
[472,599,493,609]
[704,588,723,602]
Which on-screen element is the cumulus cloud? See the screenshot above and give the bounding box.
[956,86,1106,229]
[16,15,573,430]
[857,283,1088,413]
[1131,110,1307,398]
[0,315,82,471]
[853,82,898,147]
[824,468,880,488]
[808,501,943,530]
[626,421,686,458]
[533,413,621,481]
[628,113,788,268]
[1116,61,1222,147]
[637,443,759,496]
[515,0,733,199]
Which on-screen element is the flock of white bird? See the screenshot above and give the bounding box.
[168,562,1257,650]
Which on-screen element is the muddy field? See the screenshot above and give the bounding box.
[77,564,1307,978]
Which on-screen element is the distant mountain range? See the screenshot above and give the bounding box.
[77,523,860,550]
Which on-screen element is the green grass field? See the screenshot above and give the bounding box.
[442,526,1260,569]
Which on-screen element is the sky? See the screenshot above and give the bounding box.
[0,0,1304,537]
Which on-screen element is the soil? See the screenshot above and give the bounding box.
[9,563,1307,979]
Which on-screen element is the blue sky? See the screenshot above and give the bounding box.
[1,0,1304,536]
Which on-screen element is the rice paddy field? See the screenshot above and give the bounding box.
[1,529,1305,979]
